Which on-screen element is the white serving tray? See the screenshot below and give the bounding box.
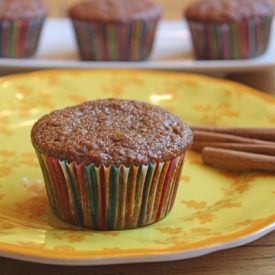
[0,18,275,73]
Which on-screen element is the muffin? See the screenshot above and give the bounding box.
[31,98,193,230]
[0,0,48,58]
[68,0,162,61]
[184,0,275,60]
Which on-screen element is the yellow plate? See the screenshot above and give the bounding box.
[1,69,275,265]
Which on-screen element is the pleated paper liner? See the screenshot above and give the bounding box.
[187,16,273,60]
[35,150,187,230]
[0,18,46,58]
[71,19,159,61]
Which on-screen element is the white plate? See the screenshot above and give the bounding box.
[0,18,275,73]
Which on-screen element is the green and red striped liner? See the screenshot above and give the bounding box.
[35,150,186,230]
[71,19,159,61]
[0,18,45,58]
[187,16,273,60]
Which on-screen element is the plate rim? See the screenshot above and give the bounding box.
[1,218,275,266]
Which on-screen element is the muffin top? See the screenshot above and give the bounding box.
[185,0,275,23]
[31,98,193,167]
[0,0,48,20]
[69,0,162,23]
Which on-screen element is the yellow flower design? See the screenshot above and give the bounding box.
[0,221,16,233]
[20,152,40,168]
[155,227,182,235]
[102,73,144,97]
[214,199,242,208]
[181,200,207,210]
[52,229,119,243]
[155,227,219,245]
[96,231,119,237]
[15,197,49,218]
[180,175,190,182]
[15,181,49,219]
[68,95,87,105]
[52,232,86,243]
[0,150,39,178]
[9,85,55,117]
[58,226,119,236]
[0,150,19,177]
[38,73,59,87]
[0,115,12,136]
[191,228,211,233]
[195,213,216,224]
[154,78,183,99]
[182,199,241,224]
[192,102,239,125]
[220,171,272,195]
[53,231,93,243]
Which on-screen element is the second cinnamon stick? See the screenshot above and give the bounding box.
[192,141,275,155]
[202,147,275,172]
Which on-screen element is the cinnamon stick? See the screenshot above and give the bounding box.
[193,130,274,145]
[192,141,275,155]
[190,125,275,141]
[202,147,275,172]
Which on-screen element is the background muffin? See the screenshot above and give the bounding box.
[31,98,193,230]
[0,0,48,58]
[184,0,275,60]
[68,0,162,61]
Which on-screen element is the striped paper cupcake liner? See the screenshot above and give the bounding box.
[71,19,160,61]
[0,18,45,58]
[187,16,273,60]
[35,150,186,230]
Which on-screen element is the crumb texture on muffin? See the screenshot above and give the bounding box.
[69,0,162,23]
[31,98,193,167]
[185,0,275,23]
[0,0,48,20]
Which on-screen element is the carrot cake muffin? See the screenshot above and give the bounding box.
[184,0,275,59]
[31,98,193,230]
[68,0,162,61]
[0,0,48,58]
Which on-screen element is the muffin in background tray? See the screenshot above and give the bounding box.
[184,0,275,60]
[68,0,162,61]
[31,98,193,230]
[0,0,48,58]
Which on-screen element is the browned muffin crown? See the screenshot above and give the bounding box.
[185,0,275,23]
[0,0,48,20]
[69,0,162,23]
[31,98,193,167]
